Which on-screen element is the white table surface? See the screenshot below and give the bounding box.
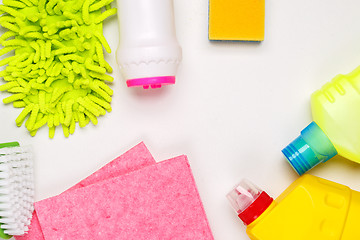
[2,1,360,239]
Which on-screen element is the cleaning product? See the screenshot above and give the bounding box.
[282,66,360,175]
[227,174,360,240]
[208,0,265,41]
[0,0,116,138]
[116,0,182,89]
[0,142,34,239]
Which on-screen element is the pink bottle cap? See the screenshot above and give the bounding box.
[126,76,175,89]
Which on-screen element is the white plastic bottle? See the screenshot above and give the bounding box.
[116,0,182,89]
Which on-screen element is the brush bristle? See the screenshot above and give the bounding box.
[0,146,34,236]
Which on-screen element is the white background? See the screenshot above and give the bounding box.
[2,0,360,239]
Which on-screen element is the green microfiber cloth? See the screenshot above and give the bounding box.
[0,0,116,138]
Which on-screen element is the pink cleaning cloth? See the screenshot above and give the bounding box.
[35,155,214,240]
[15,142,156,240]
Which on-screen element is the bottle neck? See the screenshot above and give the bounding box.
[282,122,337,175]
[238,191,274,225]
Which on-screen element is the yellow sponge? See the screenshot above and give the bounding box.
[209,0,265,41]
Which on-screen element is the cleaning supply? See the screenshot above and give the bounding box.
[209,0,265,41]
[17,143,214,239]
[227,174,360,240]
[34,155,214,239]
[15,142,155,240]
[282,66,360,175]
[116,0,182,89]
[0,0,117,138]
[0,142,34,239]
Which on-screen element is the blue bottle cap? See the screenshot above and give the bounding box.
[282,122,337,175]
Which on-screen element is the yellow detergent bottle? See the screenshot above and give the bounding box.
[282,66,360,175]
[227,174,360,240]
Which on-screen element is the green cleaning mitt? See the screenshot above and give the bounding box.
[0,0,116,138]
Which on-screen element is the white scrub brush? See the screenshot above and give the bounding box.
[0,142,34,239]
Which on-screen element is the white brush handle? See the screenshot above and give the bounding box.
[116,0,182,88]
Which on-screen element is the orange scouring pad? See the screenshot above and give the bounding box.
[209,0,265,41]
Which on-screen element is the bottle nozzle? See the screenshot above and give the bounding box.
[282,122,337,175]
[227,179,273,225]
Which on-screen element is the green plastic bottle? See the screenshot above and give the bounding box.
[283,66,360,175]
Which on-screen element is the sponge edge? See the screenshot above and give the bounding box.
[209,0,265,41]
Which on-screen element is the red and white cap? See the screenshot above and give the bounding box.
[227,179,273,225]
